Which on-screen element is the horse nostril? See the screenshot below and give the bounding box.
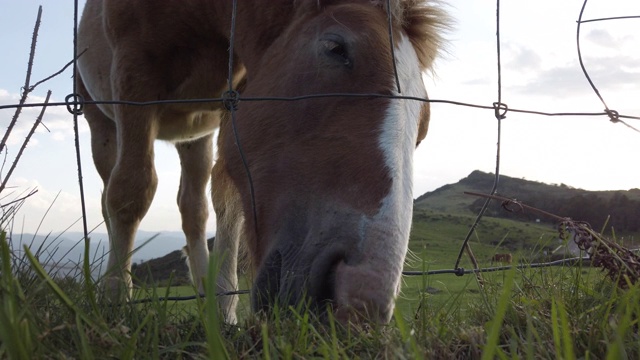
[308,246,347,307]
[251,250,282,313]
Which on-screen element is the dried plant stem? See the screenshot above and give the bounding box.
[0,6,42,155]
[0,91,51,195]
[0,188,38,209]
[466,190,640,288]
[1,6,83,199]
[29,50,86,93]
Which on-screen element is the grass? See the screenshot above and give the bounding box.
[2,227,639,359]
[1,192,635,358]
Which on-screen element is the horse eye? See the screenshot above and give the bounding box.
[320,37,352,68]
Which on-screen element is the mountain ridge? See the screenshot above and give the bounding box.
[415,170,640,232]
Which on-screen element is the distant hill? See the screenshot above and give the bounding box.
[131,238,215,286]
[416,170,640,233]
[131,249,190,286]
[7,230,207,263]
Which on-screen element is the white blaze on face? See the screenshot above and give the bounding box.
[333,33,428,323]
[371,32,427,294]
[378,33,426,233]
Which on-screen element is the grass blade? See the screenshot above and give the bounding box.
[482,267,516,360]
[204,252,229,359]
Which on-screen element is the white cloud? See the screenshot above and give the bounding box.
[1,177,104,235]
[504,44,542,71]
[0,89,14,99]
[508,55,640,98]
[586,29,617,48]
[51,132,66,141]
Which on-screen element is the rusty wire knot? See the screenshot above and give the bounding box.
[493,101,508,120]
[454,267,465,277]
[501,198,524,213]
[604,108,620,123]
[222,90,240,111]
[65,93,85,115]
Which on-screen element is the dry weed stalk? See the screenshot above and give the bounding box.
[1,6,80,227]
[466,191,640,289]
[560,220,640,288]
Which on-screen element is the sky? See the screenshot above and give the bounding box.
[0,0,639,238]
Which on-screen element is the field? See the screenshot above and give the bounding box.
[4,123,639,358]
[2,216,639,359]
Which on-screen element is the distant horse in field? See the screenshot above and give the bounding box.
[491,253,513,265]
[76,0,446,324]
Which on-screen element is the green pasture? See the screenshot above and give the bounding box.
[2,226,638,359]
[137,256,607,323]
[2,204,638,358]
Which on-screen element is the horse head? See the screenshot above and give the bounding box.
[215,0,446,323]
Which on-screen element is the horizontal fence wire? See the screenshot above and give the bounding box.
[126,289,251,305]
[579,15,640,23]
[121,256,593,303]
[2,95,639,120]
[402,256,592,276]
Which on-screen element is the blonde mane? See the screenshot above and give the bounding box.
[395,0,449,70]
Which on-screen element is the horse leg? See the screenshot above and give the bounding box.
[103,106,158,299]
[78,80,129,297]
[175,134,213,294]
[211,156,244,324]
[78,83,116,242]
[87,115,117,271]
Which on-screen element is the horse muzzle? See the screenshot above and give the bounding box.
[251,216,405,324]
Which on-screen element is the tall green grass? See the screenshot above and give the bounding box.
[2,227,639,359]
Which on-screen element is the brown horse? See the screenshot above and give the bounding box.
[491,253,513,265]
[76,0,446,324]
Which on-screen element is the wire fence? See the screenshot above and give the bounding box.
[1,0,640,301]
